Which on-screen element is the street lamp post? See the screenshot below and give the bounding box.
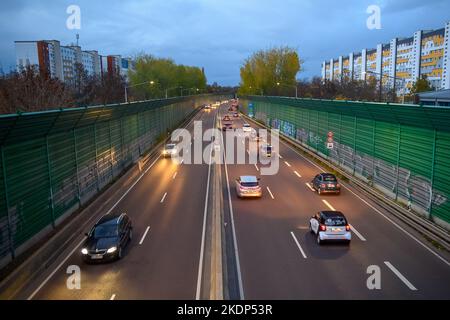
[276,82,298,98]
[124,80,154,103]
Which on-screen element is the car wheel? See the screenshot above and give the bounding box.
[316,234,322,245]
[309,223,314,234]
[128,229,132,241]
[345,240,351,246]
[117,246,123,260]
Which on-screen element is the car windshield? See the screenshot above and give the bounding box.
[241,182,259,187]
[324,217,347,226]
[93,224,118,238]
[166,144,175,150]
[243,124,250,127]
[323,176,337,182]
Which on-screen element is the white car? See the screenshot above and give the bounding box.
[242,123,252,133]
[235,176,262,198]
[162,143,178,158]
[260,144,273,157]
[309,211,351,245]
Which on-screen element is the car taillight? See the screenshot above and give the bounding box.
[320,183,326,188]
[319,224,327,231]
[346,225,351,231]
[336,183,341,188]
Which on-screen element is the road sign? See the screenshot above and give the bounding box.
[327,142,334,149]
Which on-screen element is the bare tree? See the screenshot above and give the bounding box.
[0,65,73,114]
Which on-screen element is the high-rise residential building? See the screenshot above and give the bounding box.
[321,21,450,93]
[15,39,134,84]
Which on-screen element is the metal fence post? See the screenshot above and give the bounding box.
[45,135,55,228]
[1,146,15,259]
[429,129,437,218]
[120,117,125,168]
[395,122,402,201]
[371,121,376,186]
[315,111,319,151]
[93,123,100,191]
[352,116,357,175]
[108,120,114,181]
[339,113,342,165]
[73,128,81,205]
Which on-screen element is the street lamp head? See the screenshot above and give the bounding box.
[150,81,155,85]
[277,82,280,86]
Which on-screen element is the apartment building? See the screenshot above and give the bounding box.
[15,39,134,84]
[321,21,450,93]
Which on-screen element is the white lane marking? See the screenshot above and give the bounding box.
[139,226,150,245]
[284,161,291,167]
[27,237,86,300]
[349,224,367,241]
[110,294,116,300]
[246,150,250,155]
[27,154,163,300]
[322,199,336,211]
[279,134,450,267]
[222,126,245,300]
[254,164,259,171]
[195,114,215,300]
[278,154,283,159]
[180,159,184,165]
[242,140,245,145]
[305,182,315,191]
[266,186,275,199]
[172,171,178,179]
[294,170,302,178]
[384,261,418,291]
[290,232,307,259]
[160,192,167,203]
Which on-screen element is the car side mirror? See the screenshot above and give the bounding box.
[84,232,89,237]
[257,178,261,181]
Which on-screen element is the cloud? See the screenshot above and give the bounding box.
[0,0,449,84]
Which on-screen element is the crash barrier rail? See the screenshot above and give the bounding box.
[239,95,450,233]
[0,94,230,268]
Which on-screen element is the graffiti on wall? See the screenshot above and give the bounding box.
[259,113,448,214]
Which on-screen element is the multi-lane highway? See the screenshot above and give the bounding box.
[14,101,450,300]
[218,103,450,300]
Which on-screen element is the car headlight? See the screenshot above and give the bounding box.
[107,246,117,254]
[81,248,88,255]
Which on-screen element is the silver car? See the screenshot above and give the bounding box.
[235,176,262,198]
[309,211,351,245]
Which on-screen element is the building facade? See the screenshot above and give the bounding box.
[15,39,134,84]
[322,22,450,93]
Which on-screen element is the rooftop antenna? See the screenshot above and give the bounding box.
[76,33,79,46]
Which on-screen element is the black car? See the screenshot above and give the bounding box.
[311,173,341,194]
[81,212,132,263]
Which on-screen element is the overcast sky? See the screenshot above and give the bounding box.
[0,0,449,85]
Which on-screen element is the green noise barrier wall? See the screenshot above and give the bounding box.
[0,95,227,266]
[240,96,450,230]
